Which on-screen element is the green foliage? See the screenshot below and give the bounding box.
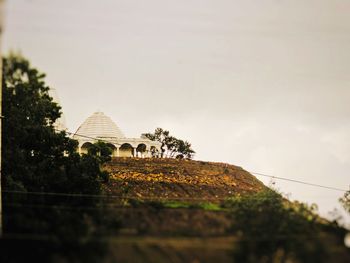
[142,127,195,159]
[197,202,222,211]
[162,201,191,209]
[1,54,110,194]
[127,200,222,211]
[224,190,328,262]
[85,141,113,165]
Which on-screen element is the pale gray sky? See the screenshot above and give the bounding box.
[3,0,350,224]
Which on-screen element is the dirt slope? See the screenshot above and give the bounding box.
[103,158,266,200]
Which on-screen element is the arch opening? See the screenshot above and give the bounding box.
[136,143,147,158]
[80,142,94,155]
[119,143,134,157]
[106,143,117,157]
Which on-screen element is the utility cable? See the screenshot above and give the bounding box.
[250,172,348,192]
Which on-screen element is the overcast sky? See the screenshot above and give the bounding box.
[3,0,350,224]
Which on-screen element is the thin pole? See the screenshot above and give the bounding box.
[0,0,5,237]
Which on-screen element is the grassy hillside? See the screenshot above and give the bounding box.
[99,158,350,262]
[2,158,349,263]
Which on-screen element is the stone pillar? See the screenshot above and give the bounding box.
[116,147,120,157]
[133,147,137,157]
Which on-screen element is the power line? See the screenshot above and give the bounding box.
[55,128,159,156]
[55,128,125,146]
[1,189,255,200]
[2,187,345,201]
[25,128,347,195]
[56,128,154,149]
[0,232,328,242]
[63,130,118,144]
[2,202,228,211]
[250,172,348,192]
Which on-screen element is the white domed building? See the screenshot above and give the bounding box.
[73,112,161,158]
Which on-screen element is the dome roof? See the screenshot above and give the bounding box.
[73,112,125,140]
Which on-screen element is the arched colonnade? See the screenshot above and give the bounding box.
[79,139,161,158]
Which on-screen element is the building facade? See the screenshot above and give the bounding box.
[73,112,161,158]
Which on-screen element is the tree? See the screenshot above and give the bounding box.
[175,139,195,159]
[142,128,195,159]
[86,141,113,164]
[1,53,110,194]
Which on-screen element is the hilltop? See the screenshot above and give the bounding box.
[103,158,266,200]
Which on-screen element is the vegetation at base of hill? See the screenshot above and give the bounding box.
[120,190,349,262]
[142,127,195,159]
[1,54,111,194]
[224,189,348,263]
[4,189,348,263]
